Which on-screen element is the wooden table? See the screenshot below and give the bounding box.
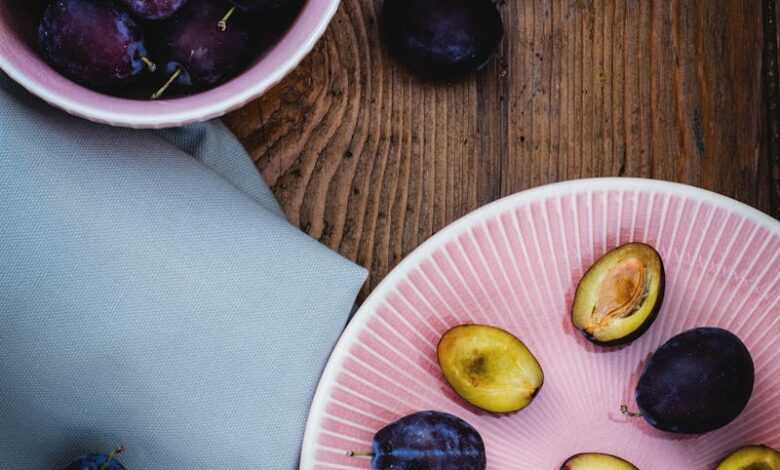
[226,0,780,299]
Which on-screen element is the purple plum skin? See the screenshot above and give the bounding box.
[118,0,190,20]
[154,0,252,89]
[636,327,754,434]
[381,0,503,79]
[63,454,126,470]
[372,411,486,469]
[38,0,150,89]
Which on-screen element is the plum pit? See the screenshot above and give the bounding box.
[572,243,664,345]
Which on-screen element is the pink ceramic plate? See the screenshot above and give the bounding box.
[301,178,780,469]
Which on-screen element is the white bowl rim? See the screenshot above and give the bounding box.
[0,0,341,129]
[298,177,779,469]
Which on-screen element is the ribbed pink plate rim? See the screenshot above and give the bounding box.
[300,177,780,470]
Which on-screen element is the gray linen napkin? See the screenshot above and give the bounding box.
[0,76,367,469]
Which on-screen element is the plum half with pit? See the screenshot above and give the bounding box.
[561,453,638,470]
[349,410,486,469]
[437,324,543,413]
[151,0,253,98]
[627,327,755,434]
[63,448,125,470]
[118,0,189,20]
[381,0,503,79]
[571,243,664,345]
[38,0,156,90]
[716,445,780,470]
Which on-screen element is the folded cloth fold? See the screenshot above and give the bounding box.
[0,75,367,469]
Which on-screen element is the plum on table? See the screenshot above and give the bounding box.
[38,0,156,90]
[381,0,503,79]
[349,410,486,470]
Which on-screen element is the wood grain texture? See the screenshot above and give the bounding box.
[770,0,780,214]
[225,0,778,299]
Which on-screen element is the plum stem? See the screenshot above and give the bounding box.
[98,446,125,470]
[151,68,183,100]
[218,6,237,31]
[346,451,374,458]
[620,404,643,418]
[140,57,157,73]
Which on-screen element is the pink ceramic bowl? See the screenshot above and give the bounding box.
[0,0,338,128]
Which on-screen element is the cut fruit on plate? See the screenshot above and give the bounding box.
[561,453,638,470]
[572,242,664,345]
[715,445,780,470]
[437,324,543,413]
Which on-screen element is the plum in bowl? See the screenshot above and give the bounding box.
[0,0,337,128]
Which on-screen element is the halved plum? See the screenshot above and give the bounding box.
[572,243,664,345]
[561,453,638,470]
[437,324,543,413]
[716,445,780,470]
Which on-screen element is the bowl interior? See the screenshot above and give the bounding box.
[0,0,334,127]
[302,179,780,469]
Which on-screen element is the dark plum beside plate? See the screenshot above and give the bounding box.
[381,0,503,79]
[351,410,486,470]
[633,327,754,434]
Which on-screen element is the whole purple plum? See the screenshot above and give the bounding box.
[352,411,486,469]
[38,0,155,90]
[151,0,252,98]
[381,0,503,79]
